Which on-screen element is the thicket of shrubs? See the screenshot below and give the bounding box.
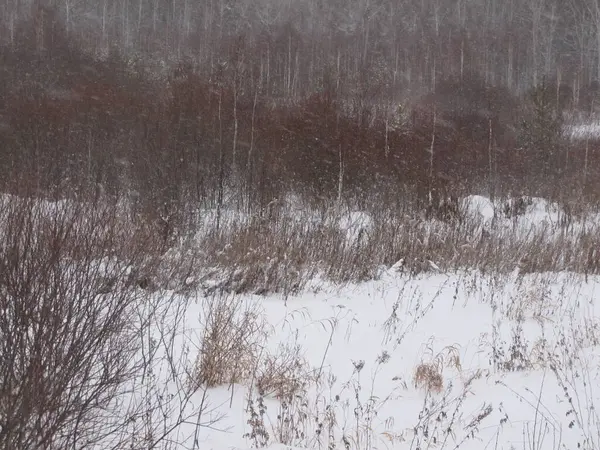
[1,6,599,240]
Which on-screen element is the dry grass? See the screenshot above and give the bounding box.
[255,342,312,400]
[192,293,268,388]
[2,189,599,448]
[413,363,444,393]
[184,194,600,295]
[413,343,462,393]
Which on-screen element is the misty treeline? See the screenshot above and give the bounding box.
[6,0,600,95]
[0,0,600,237]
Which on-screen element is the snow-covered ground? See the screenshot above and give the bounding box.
[136,194,600,450]
[5,192,600,449]
[147,268,600,450]
[137,196,600,450]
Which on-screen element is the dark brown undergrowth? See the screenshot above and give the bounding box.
[0,7,599,298]
[2,17,600,244]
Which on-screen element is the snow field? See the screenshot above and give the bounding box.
[3,192,600,449]
[148,269,600,450]
[141,194,600,449]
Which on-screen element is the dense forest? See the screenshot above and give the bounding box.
[1,0,600,236]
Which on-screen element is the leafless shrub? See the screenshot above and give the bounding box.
[255,341,312,400]
[0,194,148,448]
[120,288,226,450]
[0,193,222,449]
